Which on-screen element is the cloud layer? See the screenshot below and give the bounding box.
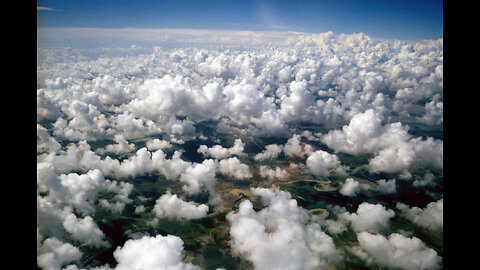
[227,188,341,270]
[37,30,442,270]
[355,232,441,270]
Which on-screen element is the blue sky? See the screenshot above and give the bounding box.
[37,0,443,40]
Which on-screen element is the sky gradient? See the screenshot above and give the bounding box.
[37,0,443,40]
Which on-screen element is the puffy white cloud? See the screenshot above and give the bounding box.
[111,111,161,137]
[322,219,348,236]
[126,75,224,124]
[413,171,437,187]
[165,116,196,137]
[340,202,395,233]
[179,159,217,195]
[396,198,443,232]
[114,234,201,270]
[367,147,415,179]
[62,213,109,248]
[101,180,134,204]
[248,109,290,138]
[152,191,209,221]
[249,187,293,205]
[278,66,292,82]
[151,150,193,180]
[91,75,135,106]
[37,124,61,153]
[197,139,246,159]
[38,32,443,147]
[254,144,283,161]
[37,89,62,121]
[37,164,106,215]
[98,199,126,214]
[418,98,443,125]
[283,134,313,159]
[95,134,135,155]
[303,223,342,270]
[306,150,348,177]
[339,178,361,196]
[146,138,173,151]
[37,30,443,269]
[278,81,321,124]
[356,231,441,270]
[339,178,387,196]
[218,157,252,180]
[44,141,192,180]
[227,188,341,270]
[51,100,112,141]
[259,165,289,180]
[222,80,274,126]
[37,163,136,253]
[320,109,387,155]
[106,147,155,177]
[37,237,82,270]
[38,141,96,175]
[321,109,442,178]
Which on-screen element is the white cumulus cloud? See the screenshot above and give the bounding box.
[218,157,252,180]
[152,191,209,221]
[114,234,201,270]
[355,231,441,270]
[227,188,342,270]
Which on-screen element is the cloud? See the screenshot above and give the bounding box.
[37,124,61,154]
[339,178,395,196]
[254,144,283,161]
[320,109,443,178]
[37,237,82,270]
[227,188,342,270]
[218,157,252,180]
[37,89,62,121]
[152,191,209,221]
[306,150,348,177]
[62,213,109,248]
[278,81,322,123]
[396,198,443,232]
[179,159,217,195]
[38,28,304,48]
[283,134,313,159]
[197,139,246,159]
[38,164,106,215]
[259,165,289,180]
[412,171,437,187]
[165,116,196,137]
[98,199,126,214]
[126,75,223,123]
[320,109,388,155]
[113,234,201,270]
[340,202,395,233]
[339,178,361,196]
[43,141,193,180]
[146,138,173,151]
[376,179,397,194]
[38,32,442,147]
[36,162,136,255]
[37,6,62,12]
[222,80,277,127]
[95,134,135,155]
[36,30,443,269]
[355,232,441,270]
[418,98,443,125]
[248,110,290,138]
[322,218,348,236]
